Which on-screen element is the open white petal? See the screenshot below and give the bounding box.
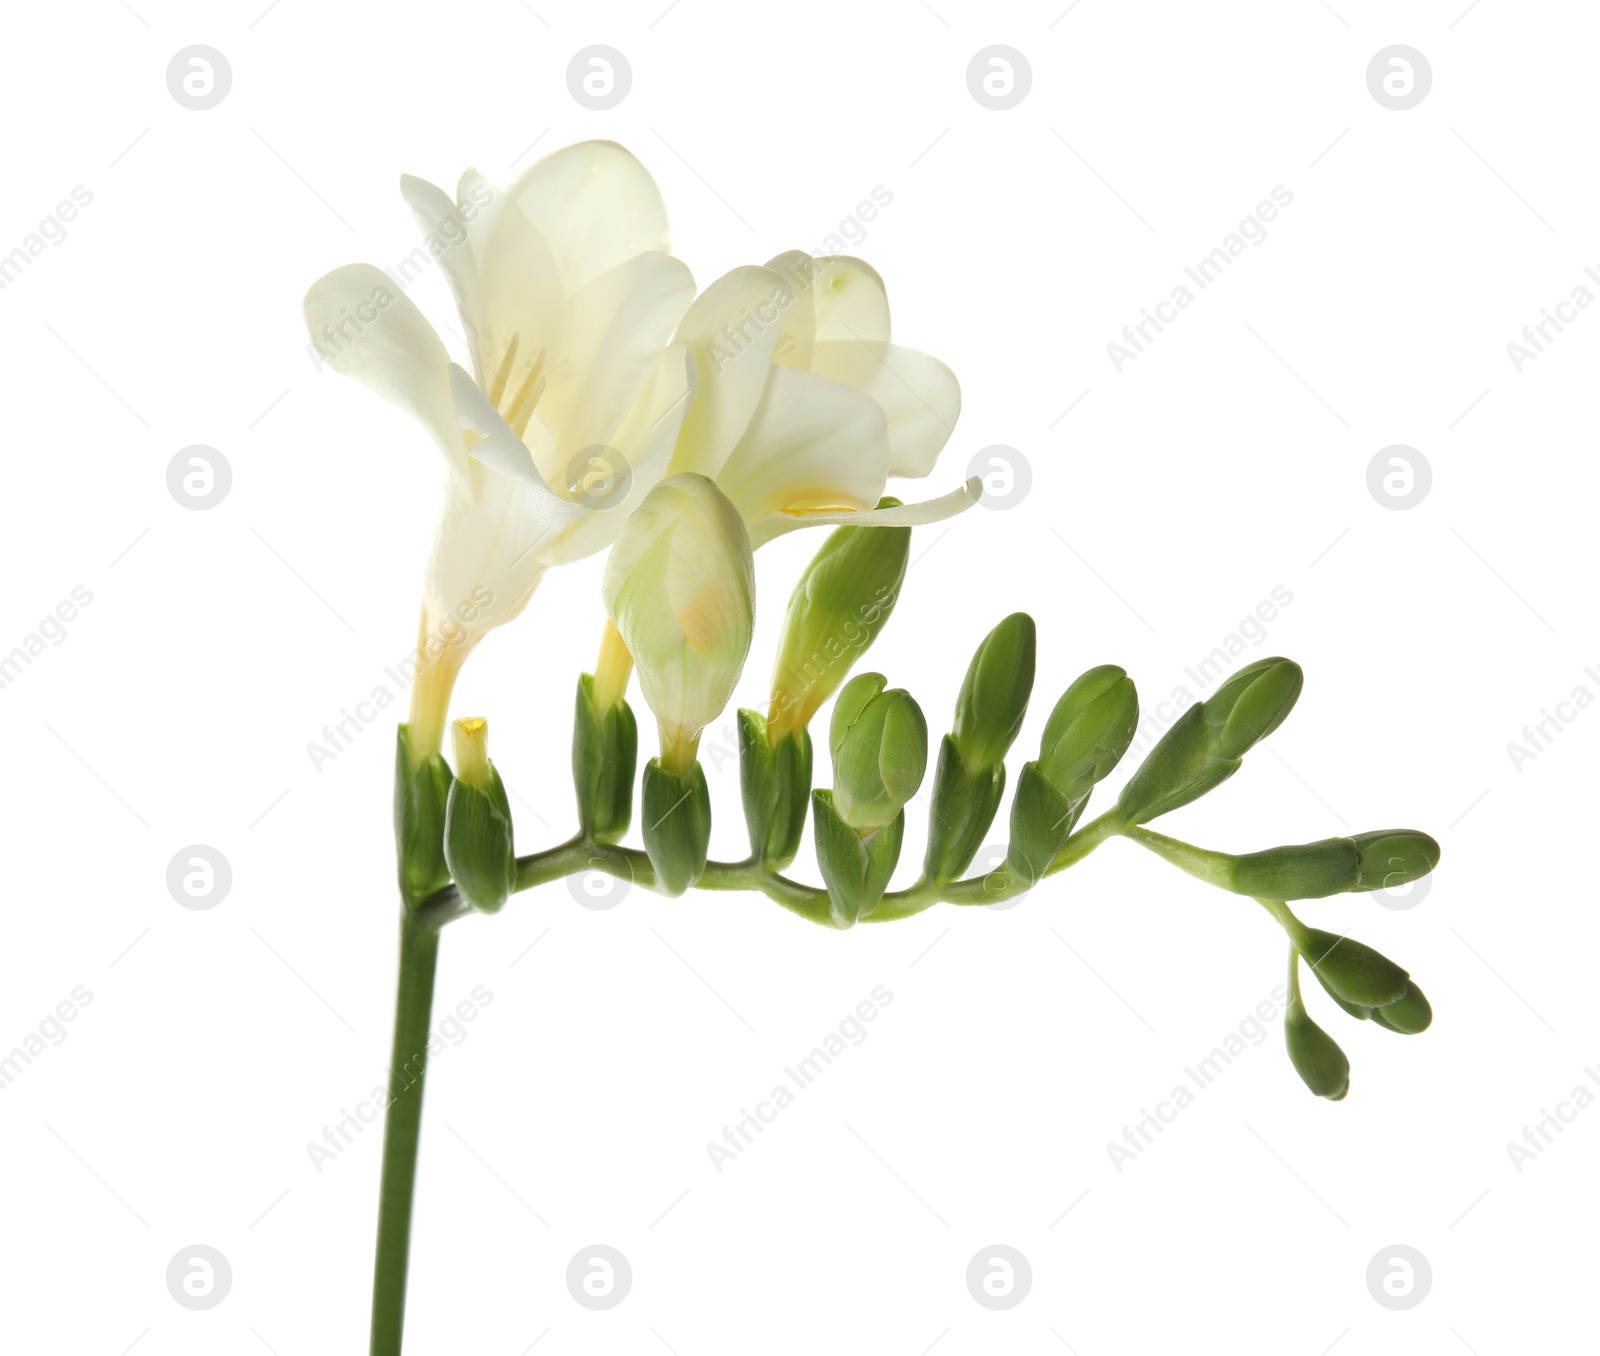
[508,140,671,292]
[304,262,463,472]
[542,343,696,567]
[714,365,891,547]
[399,173,488,381]
[809,341,961,478]
[668,264,790,480]
[765,252,891,371]
[535,250,694,467]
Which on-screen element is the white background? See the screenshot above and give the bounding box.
[1,0,1594,1351]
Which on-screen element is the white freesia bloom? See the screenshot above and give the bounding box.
[668,252,976,546]
[602,474,755,774]
[304,141,696,758]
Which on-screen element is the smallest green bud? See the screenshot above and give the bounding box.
[830,674,928,835]
[1285,973,1351,1101]
[443,718,515,914]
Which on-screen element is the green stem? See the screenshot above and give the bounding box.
[370,911,440,1356]
[1121,824,1236,888]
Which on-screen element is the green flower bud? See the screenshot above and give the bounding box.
[572,675,639,844]
[738,709,813,870]
[1285,996,1350,1101]
[830,674,928,835]
[641,759,712,897]
[1298,928,1409,1009]
[812,790,903,927]
[443,719,515,914]
[1223,829,1440,901]
[1038,666,1139,796]
[1116,658,1303,824]
[395,724,454,906]
[603,474,754,777]
[1352,830,1442,892]
[951,612,1036,769]
[1007,666,1139,882]
[1370,981,1433,1034]
[768,504,909,742]
[1207,657,1304,759]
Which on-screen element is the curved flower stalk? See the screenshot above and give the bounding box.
[305,141,697,761]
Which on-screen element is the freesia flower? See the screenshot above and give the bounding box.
[668,251,976,546]
[305,141,697,759]
[601,474,755,775]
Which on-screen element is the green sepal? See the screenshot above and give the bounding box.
[1007,760,1080,884]
[394,724,454,908]
[641,759,711,896]
[1229,838,1361,900]
[738,709,812,870]
[572,675,638,844]
[923,735,1006,883]
[812,790,903,927]
[443,765,515,914]
[1285,998,1351,1100]
[1298,928,1410,1008]
[1114,703,1239,825]
[1370,981,1433,1034]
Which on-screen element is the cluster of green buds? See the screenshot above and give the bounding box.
[812,674,928,925]
[397,484,1442,1105]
